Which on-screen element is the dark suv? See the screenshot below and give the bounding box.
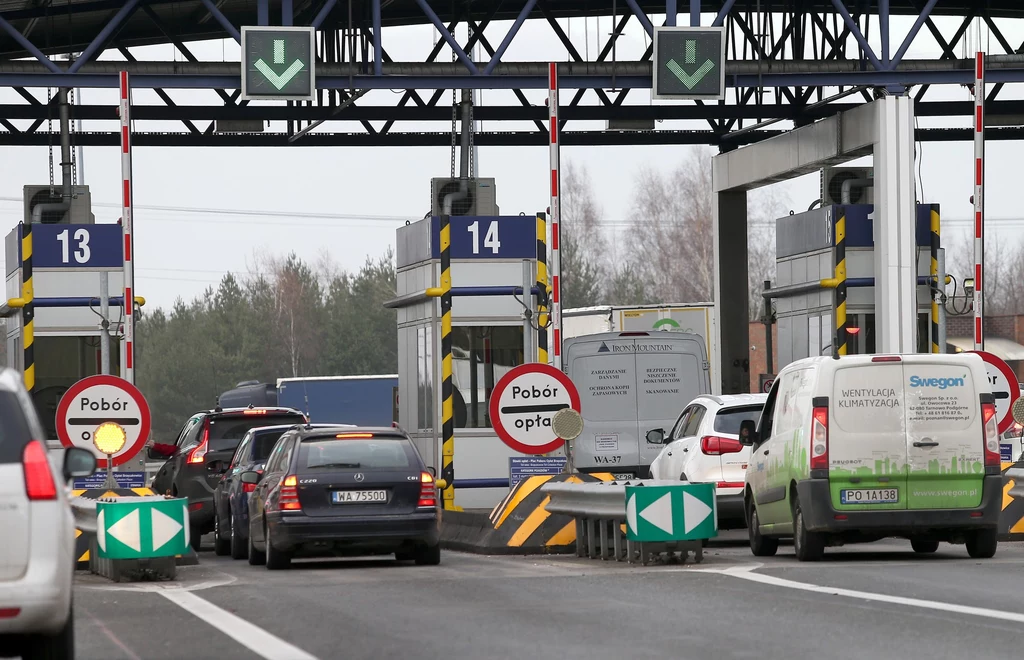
[149,406,308,549]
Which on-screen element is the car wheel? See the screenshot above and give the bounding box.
[793,497,825,562]
[265,526,291,570]
[748,503,778,557]
[414,543,441,566]
[24,602,73,659]
[230,513,247,560]
[911,539,940,554]
[213,513,230,556]
[247,527,266,566]
[966,528,998,559]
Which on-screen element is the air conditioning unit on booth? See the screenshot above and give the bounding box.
[820,166,874,206]
[430,178,499,216]
[23,185,94,224]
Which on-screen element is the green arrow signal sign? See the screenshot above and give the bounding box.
[625,483,718,542]
[653,27,726,100]
[96,497,190,559]
[242,26,316,101]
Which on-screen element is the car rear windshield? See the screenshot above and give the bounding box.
[208,414,305,452]
[298,436,417,470]
[713,406,764,435]
[0,391,32,463]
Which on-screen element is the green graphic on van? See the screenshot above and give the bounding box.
[830,455,983,477]
[765,429,808,481]
[652,319,680,330]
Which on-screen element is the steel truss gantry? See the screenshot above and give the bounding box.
[1,0,1024,146]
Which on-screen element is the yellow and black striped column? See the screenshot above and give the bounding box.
[21,223,34,392]
[536,212,548,365]
[930,205,941,353]
[439,214,455,510]
[834,212,848,357]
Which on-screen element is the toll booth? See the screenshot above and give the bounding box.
[387,214,544,509]
[772,203,939,368]
[2,214,132,445]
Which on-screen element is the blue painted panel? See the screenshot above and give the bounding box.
[429,216,536,260]
[25,224,123,268]
[838,204,934,248]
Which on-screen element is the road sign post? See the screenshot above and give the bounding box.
[56,374,151,469]
[625,483,717,542]
[96,497,189,559]
[652,26,726,100]
[971,350,1021,434]
[490,363,581,455]
[241,26,316,101]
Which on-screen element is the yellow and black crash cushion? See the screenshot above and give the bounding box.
[440,472,614,555]
[1000,460,1024,541]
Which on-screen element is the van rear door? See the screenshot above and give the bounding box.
[829,360,909,511]
[903,356,984,509]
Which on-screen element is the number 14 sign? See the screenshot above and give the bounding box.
[430,216,536,260]
[25,224,124,269]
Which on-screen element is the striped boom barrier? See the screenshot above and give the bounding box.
[120,70,136,383]
[536,212,549,365]
[21,223,33,392]
[439,213,456,511]
[974,52,984,350]
[548,62,562,370]
[834,212,848,356]
[930,205,941,353]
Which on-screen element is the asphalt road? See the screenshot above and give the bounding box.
[66,535,1024,660]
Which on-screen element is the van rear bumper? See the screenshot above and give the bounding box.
[795,475,1002,534]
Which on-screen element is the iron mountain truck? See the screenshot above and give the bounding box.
[563,331,712,479]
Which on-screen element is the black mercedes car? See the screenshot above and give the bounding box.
[243,425,442,569]
[149,406,308,549]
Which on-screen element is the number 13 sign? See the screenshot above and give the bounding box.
[430,216,536,260]
[27,224,125,269]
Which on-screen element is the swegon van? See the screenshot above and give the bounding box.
[741,353,1002,561]
[564,331,711,479]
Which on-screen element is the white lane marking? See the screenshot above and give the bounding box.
[78,573,239,593]
[714,564,1024,624]
[158,589,320,660]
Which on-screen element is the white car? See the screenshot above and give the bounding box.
[0,369,96,658]
[646,394,767,528]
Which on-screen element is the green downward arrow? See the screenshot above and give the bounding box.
[666,39,715,89]
[255,39,304,90]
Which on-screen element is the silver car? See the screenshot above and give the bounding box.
[0,369,96,658]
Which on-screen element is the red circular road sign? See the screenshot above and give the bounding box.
[489,363,581,455]
[56,375,151,469]
[970,350,1021,435]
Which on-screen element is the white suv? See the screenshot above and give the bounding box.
[646,394,767,529]
[0,369,96,659]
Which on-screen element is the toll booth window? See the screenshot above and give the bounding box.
[31,335,121,440]
[452,326,525,429]
[417,326,434,431]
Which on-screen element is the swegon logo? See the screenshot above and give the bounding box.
[908,375,967,389]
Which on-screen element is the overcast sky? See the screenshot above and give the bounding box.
[0,14,1021,309]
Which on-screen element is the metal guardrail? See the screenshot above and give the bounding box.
[1008,465,1024,500]
[71,496,98,534]
[541,479,705,565]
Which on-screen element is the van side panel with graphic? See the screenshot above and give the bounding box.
[564,332,711,478]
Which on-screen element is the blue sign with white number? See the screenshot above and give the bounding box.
[24,224,124,269]
[73,471,146,490]
[430,216,536,260]
[509,456,566,487]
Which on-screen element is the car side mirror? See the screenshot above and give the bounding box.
[646,428,666,445]
[240,471,261,485]
[146,444,173,461]
[428,466,436,478]
[62,447,97,481]
[738,420,759,446]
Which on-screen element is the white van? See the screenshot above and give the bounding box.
[564,331,711,479]
[741,353,1002,561]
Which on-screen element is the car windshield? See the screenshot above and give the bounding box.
[713,405,764,435]
[208,413,305,452]
[299,437,415,470]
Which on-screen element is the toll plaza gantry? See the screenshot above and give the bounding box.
[1,5,1024,401]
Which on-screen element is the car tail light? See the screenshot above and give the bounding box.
[243,469,263,493]
[716,481,744,489]
[278,475,301,511]
[810,406,829,470]
[23,440,56,501]
[336,433,374,439]
[188,502,204,512]
[187,424,210,464]
[418,471,437,508]
[0,608,20,618]
[700,436,744,455]
[243,409,268,415]
[872,356,901,362]
[982,402,1000,467]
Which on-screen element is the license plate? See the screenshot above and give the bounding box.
[613,473,635,481]
[841,488,898,504]
[332,490,388,504]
